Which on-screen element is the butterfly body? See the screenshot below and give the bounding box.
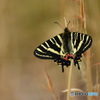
[34,28,92,72]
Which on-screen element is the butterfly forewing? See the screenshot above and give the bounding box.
[34,34,63,59]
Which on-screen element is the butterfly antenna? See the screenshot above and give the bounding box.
[54,22,63,29]
[62,65,64,72]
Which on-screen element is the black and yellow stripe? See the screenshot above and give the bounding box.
[34,30,92,59]
[34,34,62,59]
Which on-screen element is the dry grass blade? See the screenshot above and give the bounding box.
[64,16,67,27]
[86,50,93,100]
[74,0,94,100]
[79,0,93,100]
[44,70,59,100]
[79,0,86,33]
[95,65,100,100]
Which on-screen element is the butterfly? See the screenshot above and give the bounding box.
[34,27,92,72]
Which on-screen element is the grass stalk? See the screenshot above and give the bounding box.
[86,50,93,100]
[67,60,73,100]
[96,65,99,100]
[44,70,59,100]
[79,0,93,99]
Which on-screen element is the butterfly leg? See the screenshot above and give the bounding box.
[74,54,82,70]
[76,61,80,70]
[54,59,65,72]
[62,65,64,72]
[54,58,71,72]
[54,59,62,65]
[74,59,80,70]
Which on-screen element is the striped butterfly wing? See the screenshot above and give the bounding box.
[64,32,92,70]
[34,34,63,59]
[70,32,92,55]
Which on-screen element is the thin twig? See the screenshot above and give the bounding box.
[64,16,67,27]
[44,70,59,100]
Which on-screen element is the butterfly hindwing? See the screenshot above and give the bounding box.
[59,32,92,55]
[70,32,92,55]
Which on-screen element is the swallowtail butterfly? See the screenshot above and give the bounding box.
[34,27,92,72]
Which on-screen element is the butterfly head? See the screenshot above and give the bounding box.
[64,27,70,33]
[64,20,71,33]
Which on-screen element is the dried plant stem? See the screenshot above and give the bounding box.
[96,66,99,91]
[79,0,86,33]
[86,50,93,100]
[79,0,93,100]
[44,70,58,100]
[64,17,67,27]
[67,60,73,100]
[96,65,99,100]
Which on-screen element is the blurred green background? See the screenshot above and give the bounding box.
[0,0,100,100]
